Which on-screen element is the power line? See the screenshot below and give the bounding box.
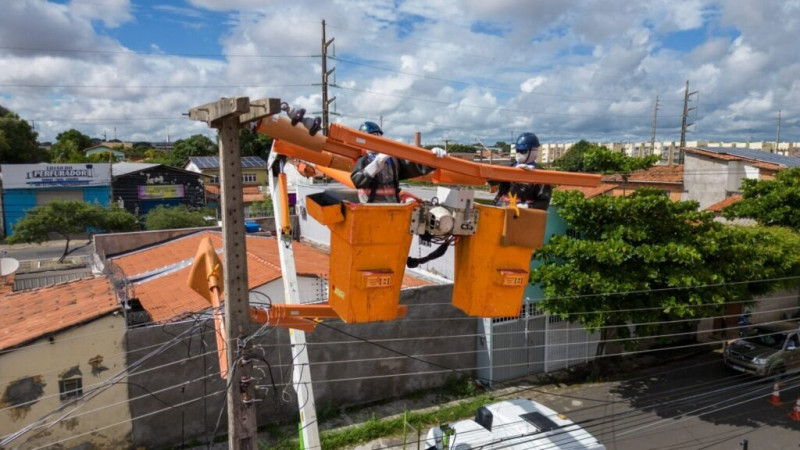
[0,45,317,59]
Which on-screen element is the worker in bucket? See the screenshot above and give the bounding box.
[351,121,446,203]
[490,132,552,210]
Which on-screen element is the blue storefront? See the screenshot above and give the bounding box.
[1,163,111,236]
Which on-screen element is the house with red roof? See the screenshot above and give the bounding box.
[0,277,131,449]
[683,146,800,210]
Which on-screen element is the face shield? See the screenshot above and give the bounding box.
[516,147,538,165]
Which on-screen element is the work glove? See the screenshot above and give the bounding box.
[431,147,447,158]
[517,164,536,171]
[364,153,390,177]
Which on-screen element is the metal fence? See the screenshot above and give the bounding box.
[478,303,599,384]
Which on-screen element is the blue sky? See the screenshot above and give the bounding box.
[0,0,797,146]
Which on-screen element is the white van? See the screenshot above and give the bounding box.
[425,398,606,450]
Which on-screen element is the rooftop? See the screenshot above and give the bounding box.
[109,231,429,323]
[706,194,743,212]
[0,277,118,351]
[187,156,267,170]
[688,147,800,168]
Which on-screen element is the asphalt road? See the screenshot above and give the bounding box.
[352,350,800,450]
[0,239,92,264]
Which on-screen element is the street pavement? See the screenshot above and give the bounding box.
[0,239,92,269]
[346,350,800,450]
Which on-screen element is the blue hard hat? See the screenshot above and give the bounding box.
[515,132,540,153]
[359,121,383,135]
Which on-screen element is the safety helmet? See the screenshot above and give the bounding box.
[515,132,540,153]
[359,121,383,135]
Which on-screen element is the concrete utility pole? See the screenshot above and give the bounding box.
[677,80,698,165]
[321,20,336,135]
[188,97,277,450]
[649,95,659,157]
[775,110,782,154]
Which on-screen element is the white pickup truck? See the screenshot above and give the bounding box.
[425,399,606,450]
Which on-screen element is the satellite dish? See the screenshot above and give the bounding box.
[0,258,19,277]
[1,258,20,285]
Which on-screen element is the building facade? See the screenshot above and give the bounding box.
[0,163,111,236]
[112,163,206,216]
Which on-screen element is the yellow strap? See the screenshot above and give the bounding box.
[508,193,521,218]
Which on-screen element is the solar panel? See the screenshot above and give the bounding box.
[241,156,267,168]
[698,147,800,168]
[189,156,267,169]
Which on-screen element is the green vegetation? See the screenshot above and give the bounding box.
[265,395,493,450]
[239,129,273,159]
[155,134,217,167]
[248,191,274,217]
[7,201,138,262]
[532,189,800,359]
[0,107,43,163]
[553,140,660,175]
[49,129,94,162]
[145,205,216,230]
[723,167,800,231]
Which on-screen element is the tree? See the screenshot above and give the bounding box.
[532,189,800,364]
[239,129,272,159]
[7,201,138,262]
[50,129,93,163]
[145,205,216,230]
[0,108,42,163]
[163,134,217,167]
[248,193,274,217]
[723,168,800,231]
[553,140,660,174]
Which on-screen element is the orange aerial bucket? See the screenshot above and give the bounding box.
[452,204,547,318]
[306,191,414,323]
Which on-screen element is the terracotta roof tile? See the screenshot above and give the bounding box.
[603,164,684,183]
[685,147,741,161]
[706,194,743,212]
[0,277,118,351]
[114,231,429,323]
[556,184,617,198]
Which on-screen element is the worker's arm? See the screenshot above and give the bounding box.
[351,154,385,188]
[396,147,446,180]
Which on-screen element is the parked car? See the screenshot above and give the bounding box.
[425,398,605,449]
[723,321,800,377]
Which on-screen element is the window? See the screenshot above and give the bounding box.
[242,173,257,183]
[59,378,83,401]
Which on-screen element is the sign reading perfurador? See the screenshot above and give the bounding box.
[1,164,111,189]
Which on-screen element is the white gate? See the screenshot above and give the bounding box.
[478,303,599,384]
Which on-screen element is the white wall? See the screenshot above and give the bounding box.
[250,275,328,305]
[682,152,732,209]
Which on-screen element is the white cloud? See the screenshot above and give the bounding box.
[70,0,133,28]
[0,0,798,145]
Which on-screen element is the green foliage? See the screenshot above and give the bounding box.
[5,201,137,262]
[239,129,272,159]
[125,143,152,159]
[104,204,140,232]
[266,395,493,450]
[553,140,659,175]
[145,205,216,230]
[248,192,274,217]
[162,134,217,167]
[532,189,800,355]
[48,129,94,163]
[723,168,800,231]
[0,109,42,163]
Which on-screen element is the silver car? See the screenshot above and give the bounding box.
[723,322,800,377]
